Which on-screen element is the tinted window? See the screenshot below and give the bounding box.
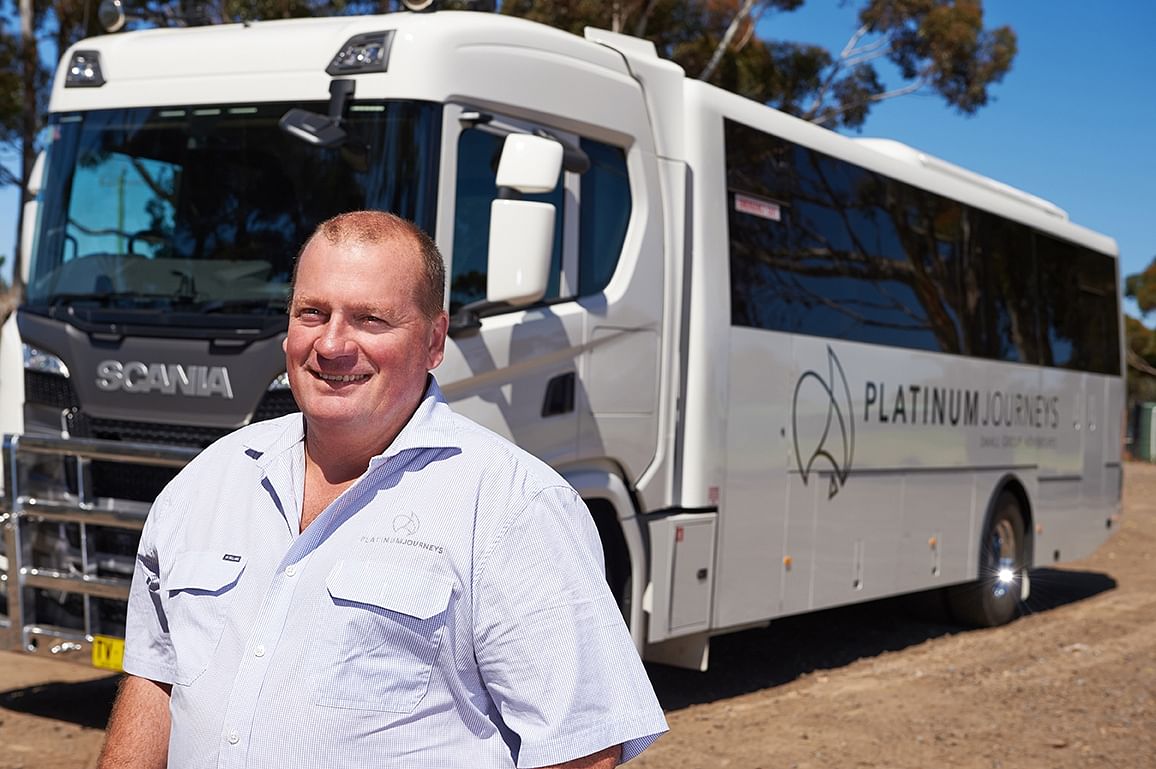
[1037,234,1120,374]
[29,101,441,321]
[965,210,1041,364]
[725,118,1120,375]
[579,139,631,294]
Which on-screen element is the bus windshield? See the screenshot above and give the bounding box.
[26,100,441,333]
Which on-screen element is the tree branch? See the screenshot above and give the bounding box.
[802,24,870,119]
[632,0,660,38]
[1128,348,1156,379]
[809,77,927,127]
[698,0,757,83]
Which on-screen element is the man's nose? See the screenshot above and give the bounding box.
[315,319,357,358]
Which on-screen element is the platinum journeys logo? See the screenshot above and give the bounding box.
[792,346,855,499]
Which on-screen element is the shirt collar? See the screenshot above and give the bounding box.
[239,375,459,469]
[367,375,460,467]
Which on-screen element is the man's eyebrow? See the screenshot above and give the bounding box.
[291,296,396,318]
[289,293,324,308]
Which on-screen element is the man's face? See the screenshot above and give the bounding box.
[285,234,447,443]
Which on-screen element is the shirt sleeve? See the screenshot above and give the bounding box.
[473,485,667,768]
[121,492,177,684]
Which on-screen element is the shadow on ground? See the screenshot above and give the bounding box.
[0,568,1117,728]
[646,565,1117,711]
[0,674,119,730]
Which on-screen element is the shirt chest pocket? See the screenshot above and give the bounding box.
[164,551,246,686]
[314,560,455,714]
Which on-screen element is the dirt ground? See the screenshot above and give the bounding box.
[2,464,1154,769]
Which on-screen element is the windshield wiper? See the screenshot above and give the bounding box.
[48,291,196,308]
[200,297,288,315]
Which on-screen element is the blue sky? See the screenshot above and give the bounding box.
[761,1,1156,317]
[3,1,1154,317]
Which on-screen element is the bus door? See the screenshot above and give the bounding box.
[435,99,664,480]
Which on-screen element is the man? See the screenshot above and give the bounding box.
[99,211,667,768]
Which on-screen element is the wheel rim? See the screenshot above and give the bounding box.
[988,517,1019,601]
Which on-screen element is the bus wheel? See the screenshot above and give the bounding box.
[946,491,1026,628]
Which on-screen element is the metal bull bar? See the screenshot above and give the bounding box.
[0,433,198,668]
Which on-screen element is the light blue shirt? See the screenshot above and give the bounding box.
[123,378,666,768]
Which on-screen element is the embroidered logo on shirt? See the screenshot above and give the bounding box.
[392,511,420,537]
[222,553,242,562]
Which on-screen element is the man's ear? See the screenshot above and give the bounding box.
[427,312,449,370]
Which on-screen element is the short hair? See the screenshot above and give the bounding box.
[291,211,446,319]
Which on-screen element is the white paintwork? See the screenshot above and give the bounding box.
[8,10,1122,670]
[681,78,1123,634]
[0,313,24,444]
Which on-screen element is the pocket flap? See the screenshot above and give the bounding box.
[326,561,454,620]
[167,550,246,592]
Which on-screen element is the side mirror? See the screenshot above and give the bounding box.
[20,151,46,287]
[279,79,355,148]
[486,199,554,306]
[485,133,561,306]
[448,133,563,337]
[495,134,563,193]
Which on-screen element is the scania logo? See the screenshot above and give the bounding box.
[95,360,234,399]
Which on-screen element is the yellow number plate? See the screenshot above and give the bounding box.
[92,635,125,671]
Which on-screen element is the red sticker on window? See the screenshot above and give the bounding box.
[735,193,781,222]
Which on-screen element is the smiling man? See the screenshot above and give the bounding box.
[98,211,666,769]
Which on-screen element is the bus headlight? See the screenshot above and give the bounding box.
[24,344,71,378]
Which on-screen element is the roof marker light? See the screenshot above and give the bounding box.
[64,50,106,88]
[326,31,395,76]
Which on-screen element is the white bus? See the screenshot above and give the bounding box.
[1,8,1122,671]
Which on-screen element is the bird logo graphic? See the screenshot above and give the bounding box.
[392,511,420,537]
[792,346,855,499]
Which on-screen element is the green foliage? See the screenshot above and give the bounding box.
[1126,315,1156,403]
[0,19,19,185]
[1124,259,1156,401]
[860,0,1017,114]
[498,1,1014,131]
[1,0,1017,190]
[1125,261,1156,318]
[1126,265,1156,397]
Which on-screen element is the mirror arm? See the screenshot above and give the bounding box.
[328,79,355,118]
[447,299,511,338]
[460,111,590,175]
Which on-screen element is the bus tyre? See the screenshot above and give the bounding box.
[946,491,1026,628]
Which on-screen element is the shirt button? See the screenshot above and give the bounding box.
[227,732,240,745]
[285,565,297,577]
[254,644,266,657]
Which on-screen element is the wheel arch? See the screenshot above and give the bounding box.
[560,467,648,652]
[987,473,1035,569]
